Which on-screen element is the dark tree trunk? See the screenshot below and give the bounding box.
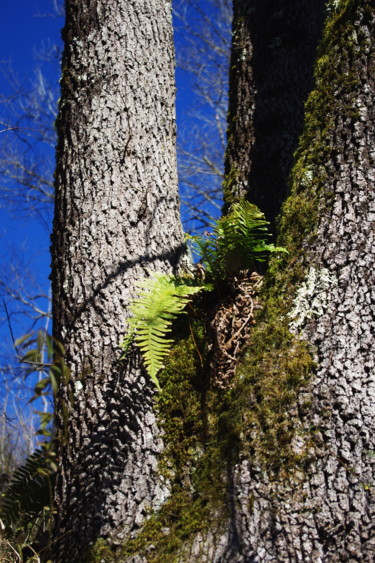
[224,0,325,229]
[51,0,183,560]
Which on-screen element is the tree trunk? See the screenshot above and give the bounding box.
[117,2,374,561]
[189,1,375,560]
[224,0,325,228]
[51,1,183,559]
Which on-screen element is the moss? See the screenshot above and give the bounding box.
[222,165,239,209]
[88,313,231,562]
[156,327,209,482]
[228,283,317,475]
[276,0,368,263]
[87,493,212,563]
[228,0,369,476]
[229,0,373,476]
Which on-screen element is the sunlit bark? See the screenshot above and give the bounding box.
[51,1,184,559]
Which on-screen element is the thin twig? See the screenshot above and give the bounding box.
[3,299,18,355]
[189,320,204,367]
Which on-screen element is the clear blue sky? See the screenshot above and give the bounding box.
[0,0,62,93]
[0,1,62,339]
[0,0,226,343]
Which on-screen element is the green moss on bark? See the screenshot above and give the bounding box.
[230,0,368,476]
[88,314,232,562]
[222,165,239,209]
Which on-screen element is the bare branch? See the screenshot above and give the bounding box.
[174,0,232,230]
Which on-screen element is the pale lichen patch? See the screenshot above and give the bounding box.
[288,267,338,332]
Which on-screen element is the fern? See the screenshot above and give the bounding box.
[122,202,287,390]
[0,448,54,537]
[122,273,202,390]
[187,200,287,279]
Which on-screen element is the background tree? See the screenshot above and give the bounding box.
[224,0,326,227]
[51,0,185,559]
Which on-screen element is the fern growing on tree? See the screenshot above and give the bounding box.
[186,200,287,279]
[122,201,286,389]
[121,274,203,390]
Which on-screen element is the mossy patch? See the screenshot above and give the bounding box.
[222,165,239,211]
[229,0,369,476]
[87,493,212,563]
[228,277,317,476]
[278,0,367,255]
[88,312,232,562]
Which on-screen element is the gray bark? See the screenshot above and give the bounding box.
[189,1,375,560]
[51,0,183,560]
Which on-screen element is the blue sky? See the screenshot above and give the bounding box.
[0,0,228,360]
[0,1,62,341]
[0,0,62,93]
[0,0,61,441]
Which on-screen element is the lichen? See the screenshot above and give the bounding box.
[288,267,338,332]
[74,380,84,395]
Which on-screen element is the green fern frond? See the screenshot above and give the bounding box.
[122,202,286,391]
[187,200,287,277]
[0,448,54,536]
[122,273,202,390]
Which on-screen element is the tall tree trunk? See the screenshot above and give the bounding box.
[189,1,375,560]
[51,1,183,559]
[118,1,374,561]
[224,0,325,228]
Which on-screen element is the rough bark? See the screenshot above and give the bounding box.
[224,0,325,228]
[185,1,375,560]
[51,1,183,560]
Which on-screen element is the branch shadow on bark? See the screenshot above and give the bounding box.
[53,351,159,561]
[58,242,187,335]
[52,238,187,560]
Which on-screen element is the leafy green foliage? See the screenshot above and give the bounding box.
[122,273,202,390]
[0,331,70,557]
[122,201,286,390]
[15,331,70,402]
[0,448,54,541]
[13,331,69,482]
[186,200,287,280]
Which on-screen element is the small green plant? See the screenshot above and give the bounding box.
[186,200,287,280]
[121,201,287,390]
[121,273,203,390]
[0,448,54,537]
